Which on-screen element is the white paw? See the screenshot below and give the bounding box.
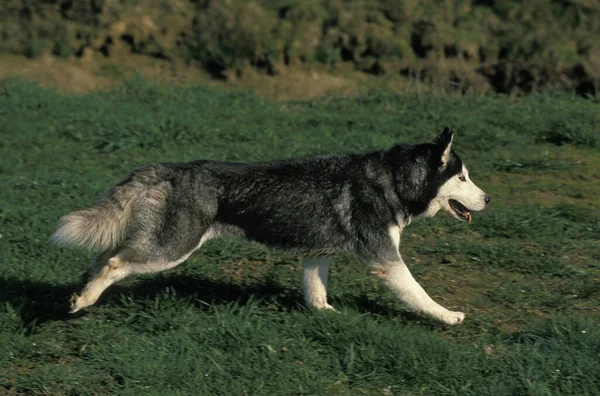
[306,301,337,312]
[441,311,465,325]
[69,293,93,313]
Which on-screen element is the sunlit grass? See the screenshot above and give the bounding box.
[0,79,598,394]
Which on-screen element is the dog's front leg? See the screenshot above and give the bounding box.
[302,258,335,311]
[370,258,465,325]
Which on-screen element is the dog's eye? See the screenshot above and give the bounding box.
[459,176,466,182]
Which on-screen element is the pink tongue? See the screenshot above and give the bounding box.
[467,212,472,223]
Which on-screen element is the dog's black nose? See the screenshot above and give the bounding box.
[485,195,491,204]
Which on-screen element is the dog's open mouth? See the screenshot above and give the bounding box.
[449,199,472,223]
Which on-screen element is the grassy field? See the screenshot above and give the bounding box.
[0,79,599,395]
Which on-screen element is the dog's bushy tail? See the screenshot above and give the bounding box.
[51,166,167,252]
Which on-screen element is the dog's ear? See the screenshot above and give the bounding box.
[432,127,453,167]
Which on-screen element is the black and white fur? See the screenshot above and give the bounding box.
[53,127,490,325]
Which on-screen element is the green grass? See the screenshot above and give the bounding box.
[1,78,599,395]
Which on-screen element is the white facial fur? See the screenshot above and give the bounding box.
[421,165,488,220]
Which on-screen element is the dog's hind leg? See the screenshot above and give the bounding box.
[70,248,194,313]
[70,249,137,313]
[302,258,335,311]
[70,228,216,313]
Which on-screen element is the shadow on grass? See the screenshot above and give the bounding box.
[0,274,424,333]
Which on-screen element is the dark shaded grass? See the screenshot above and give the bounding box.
[1,79,599,394]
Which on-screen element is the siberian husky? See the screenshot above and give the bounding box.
[53,127,490,325]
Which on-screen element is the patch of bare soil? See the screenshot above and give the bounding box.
[0,54,115,93]
[0,53,424,100]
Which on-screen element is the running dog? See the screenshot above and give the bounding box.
[53,127,490,325]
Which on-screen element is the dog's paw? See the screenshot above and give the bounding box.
[314,303,337,312]
[441,311,465,326]
[321,303,337,312]
[306,301,337,312]
[305,294,337,312]
[69,293,89,314]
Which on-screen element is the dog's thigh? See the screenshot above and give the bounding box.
[302,258,334,310]
[127,227,217,275]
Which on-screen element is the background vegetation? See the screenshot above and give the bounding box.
[1,0,599,95]
[0,79,599,394]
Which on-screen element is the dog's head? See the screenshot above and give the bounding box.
[421,127,490,222]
